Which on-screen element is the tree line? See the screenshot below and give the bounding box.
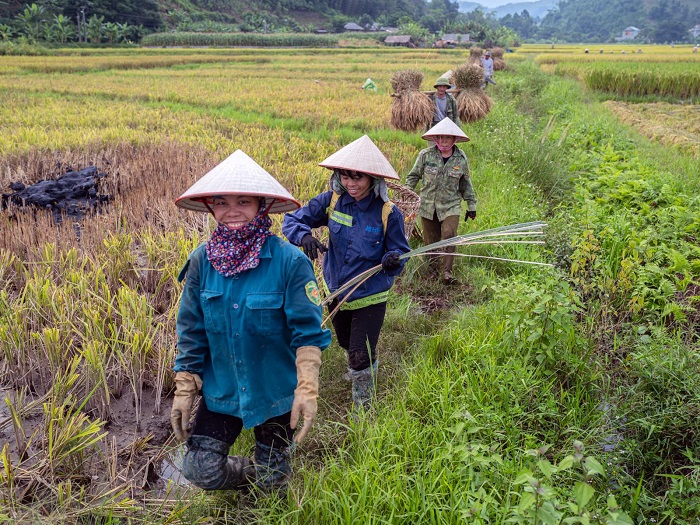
[0,0,521,47]
[3,0,694,47]
[0,0,160,44]
[503,0,700,43]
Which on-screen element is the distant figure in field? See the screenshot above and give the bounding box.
[362,78,377,92]
[621,50,626,54]
[599,49,604,53]
[694,45,698,54]
[584,48,589,54]
[480,51,496,88]
[637,49,643,53]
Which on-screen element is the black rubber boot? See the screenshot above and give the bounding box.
[350,361,378,410]
[182,435,254,491]
[254,441,292,497]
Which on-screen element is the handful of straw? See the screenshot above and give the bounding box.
[322,221,551,323]
[390,69,433,132]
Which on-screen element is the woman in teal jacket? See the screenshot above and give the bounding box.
[172,150,331,495]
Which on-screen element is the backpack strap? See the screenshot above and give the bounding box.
[381,201,394,235]
[326,191,340,218]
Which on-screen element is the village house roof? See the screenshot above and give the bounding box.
[344,22,364,31]
[441,33,470,43]
[384,35,413,45]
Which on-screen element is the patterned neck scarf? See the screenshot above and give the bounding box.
[206,207,272,277]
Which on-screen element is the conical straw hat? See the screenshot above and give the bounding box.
[422,117,470,143]
[318,135,399,180]
[175,150,301,214]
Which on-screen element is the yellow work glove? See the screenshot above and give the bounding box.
[170,371,202,442]
[290,346,322,443]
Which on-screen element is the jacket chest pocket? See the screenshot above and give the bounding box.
[245,292,284,336]
[201,290,226,334]
[424,165,439,183]
[329,218,349,249]
[447,167,464,179]
[360,230,384,261]
[446,167,463,189]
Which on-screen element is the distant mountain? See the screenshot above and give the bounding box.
[538,0,700,43]
[457,1,484,12]
[457,0,559,19]
[491,0,559,19]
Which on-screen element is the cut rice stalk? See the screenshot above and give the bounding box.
[321,221,551,318]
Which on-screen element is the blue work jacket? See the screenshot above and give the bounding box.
[174,235,331,429]
[282,190,410,307]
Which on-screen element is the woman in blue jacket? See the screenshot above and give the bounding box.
[282,136,410,410]
[172,150,331,495]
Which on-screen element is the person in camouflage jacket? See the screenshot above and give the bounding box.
[428,76,461,129]
[405,118,476,283]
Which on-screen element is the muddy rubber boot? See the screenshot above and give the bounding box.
[350,361,378,411]
[254,441,292,497]
[182,435,254,491]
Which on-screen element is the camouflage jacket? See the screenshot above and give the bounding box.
[405,145,476,221]
[428,92,461,127]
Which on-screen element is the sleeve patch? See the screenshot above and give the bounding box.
[305,281,322,306]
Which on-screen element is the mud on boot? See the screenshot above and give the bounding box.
[182,435,254,491]
[253,441,292,497]
[350,360,378,411]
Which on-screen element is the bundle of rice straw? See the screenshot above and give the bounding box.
[456,91,493,123]
[469,47,483,64]
[390,69,433,132]
[491,47,507,71]
[441,70,454,84]
[390,69,423,92]
[452,64,483,90]
[452,64,493,123]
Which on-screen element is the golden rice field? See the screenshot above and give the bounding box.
[0,49,466,149]
[521,43,700,149]
[604,101,700,157]
[523,43,699,59]
[522,44,700,100]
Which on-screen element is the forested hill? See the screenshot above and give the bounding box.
[2,0,698,42]
[0,0,431,31]
[537,0,700,43]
